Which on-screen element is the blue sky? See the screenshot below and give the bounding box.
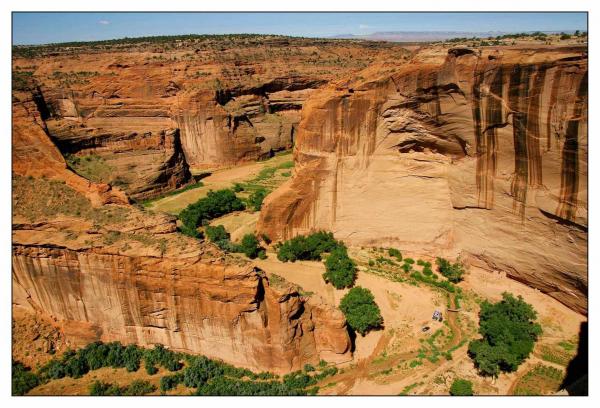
[13,12,587,45]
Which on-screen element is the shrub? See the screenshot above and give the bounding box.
[179,189,244,237]
[90,380,156,396]
[404,258,415,265]
[258,250,267,260]
[89,381,124,396]
[145,363,158,375]
[436,257,465,283]
[248,188,268,211]
[388,248,402,261]
[239,233,262,259]
[339,287,383,335]
[160,373,184,392]
[322,247,356,289]
[12,361,39,395]
[205,225,230,242]
[468,293,542,377]
[144,344,182,372]
[450,379,473,396]
[232,183,244,192]
[125,380,156,396]
[276,231,340,262]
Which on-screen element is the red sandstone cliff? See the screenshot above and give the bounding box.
[258,46,588,314]
[11,85,352,373]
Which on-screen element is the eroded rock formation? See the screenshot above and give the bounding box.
[12,60,353,371]
[12,240,351,373]
[258,46,588,314]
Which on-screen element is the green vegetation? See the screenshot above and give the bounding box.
[449,379,473,396]
[513,364,564,395]
[13,71,35,91]
[387,248,402,261]
[247,188,268,211]
[140,181,204,207]
[323,247,357,289]
[13,341,338,396]
[399,382,420,395]
[13,175,129,226]
[436,257,465,283]
[179,189,245,237]
[339,287,383,335]
[410,270,457,292]
[276,231,340,262]
[205,224,230,244]
[468,293,542,377]
[65,154,114,184]
[12,361,39,396]
[89,380,156,396]
[239,233,262,259]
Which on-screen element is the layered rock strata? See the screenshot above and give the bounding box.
[258,46,588,314]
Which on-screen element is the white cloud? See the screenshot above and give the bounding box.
[98,20,110,25]
[359,24,369,30]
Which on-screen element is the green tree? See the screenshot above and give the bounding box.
[450,379,473,396]
[436,257,465,283]
[179,189,244,237]
[468,293,542,376]
[387,248,402,261]
[239,233,262,259]
[205,225,230,242]
[248,188,268,211]
[339,287,383,335]
[276,231,340,262]
[322,247,356,289]
[12,361,39,396]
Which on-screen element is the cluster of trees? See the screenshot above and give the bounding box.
[410,270,457,293]
[339,287,384,336]
[276,231,340,262]
[276,231,356,289]
[12,361,39,396]
[322,246,357,289]
[13,341,341,396]
[36,342,183,383]
[158,355,334,396]
[436,257,465,283]
[179,189,244,238]
[89,380,156,396]
[205,226,266,259]
[449,378,474,396]
[468,293,542,377]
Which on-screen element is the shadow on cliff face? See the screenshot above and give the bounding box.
[561,321,588,395]
[347,326,357,353]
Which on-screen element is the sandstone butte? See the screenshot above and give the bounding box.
[12,36,587,374]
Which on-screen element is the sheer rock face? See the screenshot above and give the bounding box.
[258,46,588,314]
[12,219,351,373]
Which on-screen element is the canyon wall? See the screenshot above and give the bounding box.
[12,239,351,373]
[258,46,588,314]
[13,37,401,198]
[12,72,352,372]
